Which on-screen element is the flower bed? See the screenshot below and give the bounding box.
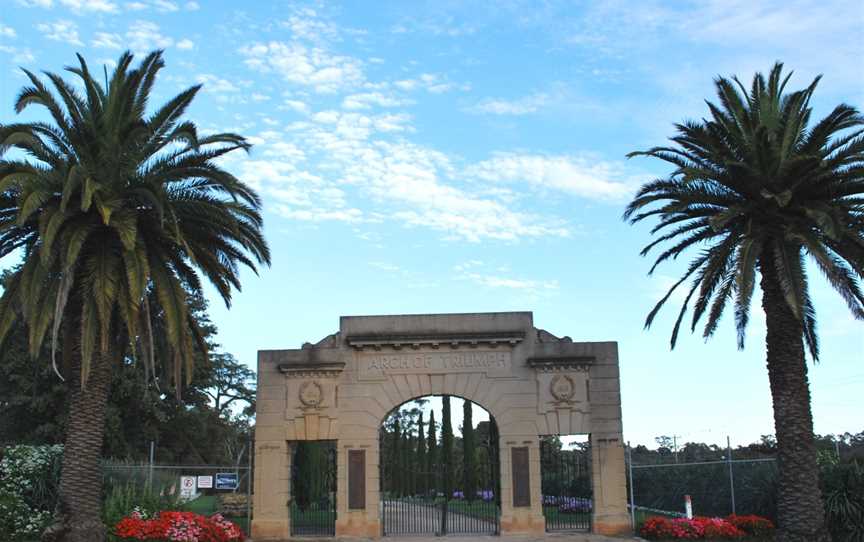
[640,514,774,540]
[115,510,244,542]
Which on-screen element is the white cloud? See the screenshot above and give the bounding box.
[92,31,122,49]
[279,99,310,115]
[0,45,35,63]
[126,1,147,10]
[151,0,178,12]
[196,74,239,93]
[239,41,365,94]
[126,20,173,52]
[0,24,17,39]
[395,73,470,94]
[281,8,340,44]
[37,20,82,45]
[184,1,199,10]
[59,0,119,13]
[16,0,54,7]
[454,261,559,294]
[251,93,271,102]
[341,91,413,110]
[466,152,635,201]
[176,38,194,50]
[369,261,401,273]
[230,122,570,242]
[468,93,550,115]
[394,79,417,91]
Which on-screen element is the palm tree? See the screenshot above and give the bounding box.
[624,63,862,541]
[0,50,270,541]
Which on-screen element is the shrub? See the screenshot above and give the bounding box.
[822,462,864,542]
[114,510,244,542]
[640,515,748,539]
[726,514,774,537]
[102,480,186,529]
[0,445,63,540]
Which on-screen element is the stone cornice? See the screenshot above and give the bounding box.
[277,362,345,378]
[346,331,525,350]
[527,356,594,372]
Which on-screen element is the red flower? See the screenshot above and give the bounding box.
[114,510,244,542]
[640,515,748,540]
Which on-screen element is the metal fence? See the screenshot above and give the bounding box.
[626,442,778,528]
[102,444,254,536]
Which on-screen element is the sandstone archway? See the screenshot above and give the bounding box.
[252,312,630,539]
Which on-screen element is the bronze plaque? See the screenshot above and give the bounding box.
[511,446,530,507]
[348,449,365,510]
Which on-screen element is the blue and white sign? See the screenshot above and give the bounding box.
[215,472,239,490]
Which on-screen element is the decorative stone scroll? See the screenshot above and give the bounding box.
[529,356,591,432]
[550,374,576,402]
[299,381,324,407]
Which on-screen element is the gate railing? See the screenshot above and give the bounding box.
[540,439,592,532]
[290,441,337,536]
[379,455,501,536]
[381,488,500,536]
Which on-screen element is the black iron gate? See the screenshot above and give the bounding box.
[290,441,337,536]
[380,429,501,536]
[540,438,592,531]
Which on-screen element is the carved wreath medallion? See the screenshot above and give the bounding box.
[550,374,576,402]
[299,380,324,407]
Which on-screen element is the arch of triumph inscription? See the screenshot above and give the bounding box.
[252,312,630,538]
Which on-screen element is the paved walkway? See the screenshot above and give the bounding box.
[251,534,640,542]
[381,500,497,536]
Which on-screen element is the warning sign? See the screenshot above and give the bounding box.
[197,475,213,489]
[180,476,195,499]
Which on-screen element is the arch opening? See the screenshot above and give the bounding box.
[540,433,593,532]
[378,394,501,536]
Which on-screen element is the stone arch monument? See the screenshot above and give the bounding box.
[252,312,630,538]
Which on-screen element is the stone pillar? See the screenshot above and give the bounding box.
[590,434,631,535]
[250,440,291,540]
[499,437,546,535]
[335,439,380,537]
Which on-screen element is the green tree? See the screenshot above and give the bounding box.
[442,395,454,499]
[624,63,862,541]
[462,399,477,501]
[202,353,255,419]
[427,411,438,492]
[392,416,403,496]
[416,411,427,494]
[0,51,270,541]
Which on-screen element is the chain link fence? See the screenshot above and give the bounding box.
[626,443,778,529]
[102,444,254,535]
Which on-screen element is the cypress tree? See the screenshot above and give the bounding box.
[416,411,427,494]
[442,395,454,499]
[293,441,312,510]
[405,422,415,496]
[392,416,402,496]
[462,399,477,501]
[427,411,438,494]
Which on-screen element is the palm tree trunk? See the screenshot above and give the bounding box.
[760,254,828,542]
[51,349,113,542]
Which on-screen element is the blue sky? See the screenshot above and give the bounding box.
[1,0,862,448]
